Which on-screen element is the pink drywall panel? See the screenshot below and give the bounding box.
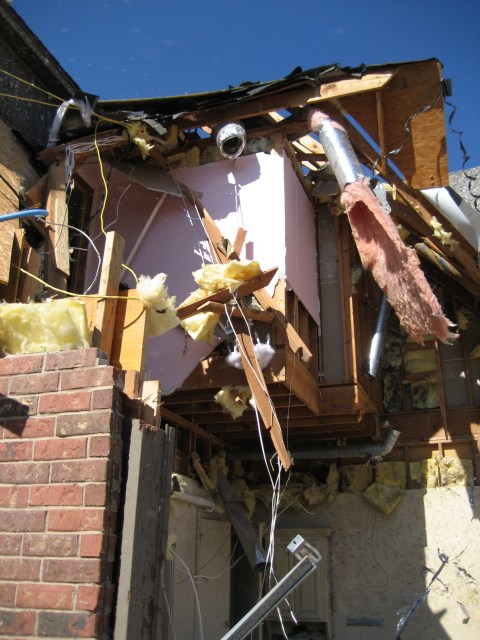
[283,159,320,323]
[80,153,318,391]
[173,152,288,295]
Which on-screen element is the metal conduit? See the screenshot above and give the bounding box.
[227,428,401,462]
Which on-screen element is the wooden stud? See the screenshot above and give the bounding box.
[45,162,70,289]
[93,231,125,357]
[110,288,149,374]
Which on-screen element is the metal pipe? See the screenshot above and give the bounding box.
[216,469,267,572]
[310,112,364,188]
[170,490,215,512]
[215,122,246,159]
[364,294,391,379]
[227,428,401,462]
[0,209,47,222]
[47,97,92,148]
[221,536,321,640]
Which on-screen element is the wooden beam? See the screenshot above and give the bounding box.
[237,332,291,470]
[173,72,394,131]
[312,72,394,102]
[160,406,225,448]
[93,231,125,357]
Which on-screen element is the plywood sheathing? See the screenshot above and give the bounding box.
[340,60,448,189]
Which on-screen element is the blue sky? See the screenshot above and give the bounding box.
[13,0,480,171]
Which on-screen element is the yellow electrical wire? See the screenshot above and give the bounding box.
[0,67,66,103]
[15,266,140,301]
[92,122,139,284]
[0,91,60,108]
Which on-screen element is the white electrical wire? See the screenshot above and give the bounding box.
[44,220,102,295]
[170,548,204,640]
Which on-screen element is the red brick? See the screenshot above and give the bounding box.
[0,534,22,555]
[2,416,55,438]
[39,390,91,414]
[91,388,115,410]
[51,459,108,483]
[75,584,102,611]
[0,610,36,636]
[17,583,74,610]
[23,533,78,557]
[60,366,116,390]
[0,583,16,607]
[84,483,107,506]
[79,533,105,558]
[1,393,38,415]
[0,378,8,395]
[43,558,102,583]
[0,352,44,376]
[1,509,46,533]
[34,437,87,461]
[48,508,105,533]
[37,610,99,638]
[0,485,29,507]
[0,462,49,484]
[30,484,83,507]
[44,348,100,371]
[0,557,41,581]
[9,371,59,395]
[56,411,112,437]
[88,435,111,457]
[0,440,32,461]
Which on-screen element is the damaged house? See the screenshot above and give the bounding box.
[0,3,479,639]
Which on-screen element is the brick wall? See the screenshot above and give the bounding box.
[0,348,123,639]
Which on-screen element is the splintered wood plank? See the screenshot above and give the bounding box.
[110,288,149,374]
[237,332,291,470]
[93,231,125,357]
[176,267,278,319]
[233,227,247,256]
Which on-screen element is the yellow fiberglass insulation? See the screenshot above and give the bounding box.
[363,481,405,516]
[180,288,220,343]
[0,300,91,356]
[214,385,252,419]
[193,259,262,294]
[137,273,179,337]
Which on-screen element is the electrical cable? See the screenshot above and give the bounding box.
[92,122,138,284]
[43,220,102,295]
[170,548,204,640]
